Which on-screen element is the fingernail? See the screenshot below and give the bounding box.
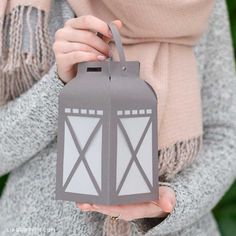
[97,55,106,61]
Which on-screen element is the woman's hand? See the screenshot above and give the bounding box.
[76,186,176,221]
[53,15,122,83]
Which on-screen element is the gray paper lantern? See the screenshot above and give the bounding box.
[56,23,158,205]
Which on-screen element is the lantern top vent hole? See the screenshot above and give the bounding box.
[87,67,102,72]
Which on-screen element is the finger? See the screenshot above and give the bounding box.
[77,204,119,218]
[57,51,106,68]
[145,202,169,218]
[77,202,166,221]
[154,186,176,213]
[76,203,93,211]
[65,15,113,38]
[92,203,150,221]
[54,41,104,55]
[56,28,110,56]
[97,20,123,44]
[89,208,120,218]
[77,203,122,217]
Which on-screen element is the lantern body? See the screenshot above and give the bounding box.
[56,23,158,205]
[56,61,158,205]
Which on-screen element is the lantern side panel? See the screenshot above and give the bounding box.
[116,111,154,196]
[107,63,159,204]
[62,112,103,196]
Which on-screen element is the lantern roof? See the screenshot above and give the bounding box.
[59,60,157,111]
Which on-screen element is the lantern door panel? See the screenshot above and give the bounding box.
[62,108,103,196]
[115,109,154,196]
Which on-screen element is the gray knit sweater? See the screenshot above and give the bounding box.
[0,0,236,235]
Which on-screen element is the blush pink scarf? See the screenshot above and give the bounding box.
[0,0,214,235]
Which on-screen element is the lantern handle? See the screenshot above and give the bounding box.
[108,22,126,63]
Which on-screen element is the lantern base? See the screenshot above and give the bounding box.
[55,188,159,206]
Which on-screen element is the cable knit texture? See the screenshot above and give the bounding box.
[0,0,236,236]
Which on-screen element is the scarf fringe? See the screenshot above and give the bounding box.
[103,217,131,236]
[0,5,53,105]
[158,136,202,181]
[0,19,3,59]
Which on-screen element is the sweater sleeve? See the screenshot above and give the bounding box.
[133,0,236,234]
[0,64,64,176]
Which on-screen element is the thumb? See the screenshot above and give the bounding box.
[156,186,176,213]
[111,20,122,29]
[102,20,122,44]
